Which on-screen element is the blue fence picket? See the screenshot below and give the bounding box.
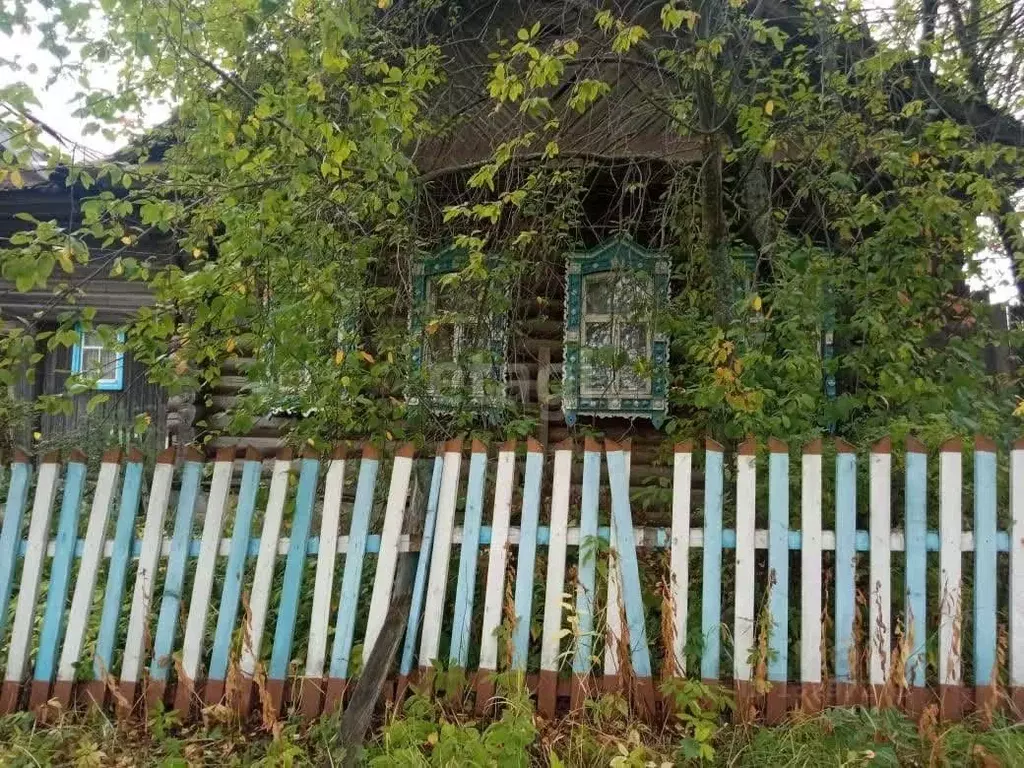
[266,452,320,708]
[767,440,789,702]
[701,440,724,681]
[606,442,653,706]
[31,454,87,692]
[207,450,263,696]
[0,455,32,641]
[572,439,601,702]
[449,442,488,668]
[511,439,544,671]
[905,438,928,691]
[399,453,445,682]
[975,438,998,703]
[148,451,204,699]
[326,445,380,687]
[93,454,145,681]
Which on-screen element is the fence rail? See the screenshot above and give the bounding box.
[0,436,1021,722]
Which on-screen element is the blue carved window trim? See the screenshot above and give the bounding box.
[70,325,125,391]
[411,245,507,408]
[563,236,670,427]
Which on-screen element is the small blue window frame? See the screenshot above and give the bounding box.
[70,325,125,391]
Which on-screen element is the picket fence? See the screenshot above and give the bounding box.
[0,435,1022,722]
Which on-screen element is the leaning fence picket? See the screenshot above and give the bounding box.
[0,454,60,713]
[399,451,444,695]
[449,442,487,669]
[418,441,462,674]
[175,447,234,713]
[117,448,176,711]
[606,441,653,711]
[206,449,262,705]
[29,452,87,710]
[0,453,32,645]
[325,445,380,705]
[236,448,292,714]
[365,444,415,661]
[268,451,320,713]
[56,451,121,707]
[90,451,145,706]
[147,450,203,709]
[570,439,601,708]
[302,447,347,716]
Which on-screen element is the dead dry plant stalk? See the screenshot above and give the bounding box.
[659,576,677,682]
[753,570,775,697]
[851,588,868,690]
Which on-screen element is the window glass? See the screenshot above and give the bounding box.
[581,271,653,396]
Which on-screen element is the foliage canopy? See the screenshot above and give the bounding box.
[0,0,1022,448]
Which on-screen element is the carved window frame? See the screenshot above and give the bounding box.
[563,236,670,427]
[410,245,507,408]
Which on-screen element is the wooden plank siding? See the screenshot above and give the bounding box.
[35,341,168,450]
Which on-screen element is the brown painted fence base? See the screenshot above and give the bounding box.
[8,669,1024,727]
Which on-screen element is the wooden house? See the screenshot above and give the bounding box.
[0,0,1008,502]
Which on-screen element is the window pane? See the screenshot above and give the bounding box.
[582,321,614,392]
[617,323,650,393]
[583,321,613,349]
[584,275,613,315]
[615,273,652,319]
[82,347,118,379]
[425,323,456,363]
[618,323,648,358]
[82,331,106,348]
[429,276,478,316]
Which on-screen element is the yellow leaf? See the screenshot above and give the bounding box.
[359,350,375,364]
[226,337,236,353]
[1015,399,1024,417]
[425,321,440,335]
[377,0,391,7]
[752,295,762,311]
[385,431,393,440]
[57,247,74,274]
[192,248,203,258]
[120,235,133,245]
[9,169,22,188]
[910,151,920,166]
[764,100,774,116]
[334,348,345,365]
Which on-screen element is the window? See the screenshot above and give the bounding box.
[71,326,125,391]
[563,236,669,426]
[411,246,506,406]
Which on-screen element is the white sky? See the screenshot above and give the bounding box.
[3,2,1018,303]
